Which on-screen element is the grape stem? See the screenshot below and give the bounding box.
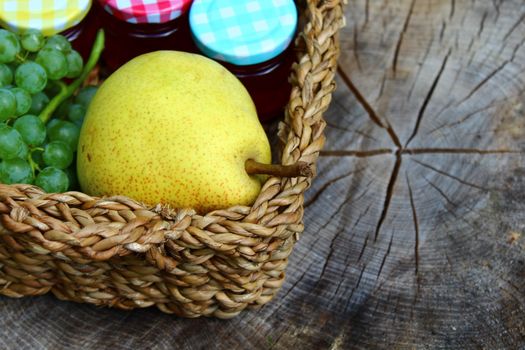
[39,29,105,125]
[50,80,67,94]
[15,51,28,63]
[27,147,43,176]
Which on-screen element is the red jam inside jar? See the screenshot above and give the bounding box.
[189,0,298,123]
[220,45,296,122]
[96,0,195,72]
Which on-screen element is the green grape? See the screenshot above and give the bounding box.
[10,87,31,116]
[0,158,33,184]
[0,29,21,63]
[14,114,46,146]
[65,50,83,78]
[54,99,71,119]
[0,88,16,121]
[20,29,44,52]
[16,141,29,159]
[43,140,73,169]
[43,35,71,54]
[46,118,61,131]
[64,165,79,190]
[75,85,98,107]
[67,103,86,126]
[36,48,68,80]
[0,63,13,87]
[35,166,69,193]
[47,120,80,151]
[15,61,47,94]
[0,123,25,160]
[29,91,49,114]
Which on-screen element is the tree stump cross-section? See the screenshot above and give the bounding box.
[1,1,525,349]
[297,0,525,347]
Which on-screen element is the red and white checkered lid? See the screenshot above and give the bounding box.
[99,0,192,24]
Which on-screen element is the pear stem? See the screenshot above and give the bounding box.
[245,159,313,178]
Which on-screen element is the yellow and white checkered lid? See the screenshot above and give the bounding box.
[0,0,92,36]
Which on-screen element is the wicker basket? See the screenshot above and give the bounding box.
[0,0,345,319]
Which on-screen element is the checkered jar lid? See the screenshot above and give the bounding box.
[189,0,297,66]
[0,0,92,36]
[99,0,193,24]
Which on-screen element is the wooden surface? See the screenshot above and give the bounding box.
[2,0,525,349]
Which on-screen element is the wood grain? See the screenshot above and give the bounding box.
[2,0,525,348]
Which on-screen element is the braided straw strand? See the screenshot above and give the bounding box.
[0,0,345,318]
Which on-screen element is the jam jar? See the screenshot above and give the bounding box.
[189,0,298,122]
[0,0,98,60]
[97,0,195,72]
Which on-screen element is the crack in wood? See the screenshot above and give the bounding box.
[450,0,455,19]
[374,153,403,241]
[344,204,372,265]
[412,158,493,191]
[455,60,509,108]
[467,37,476,54]
[403,148,522,155]
[377,71,388,101]
[439,20,447,42]
[407,35,436,102]
[316,230,341,289]
[330,206,374,295]
[334,224,367,298]
[502,10,525,42]
[357,234,369,263]
[376,229,395,279]
[405,51,450,147]
[337,66,402,147]
[406,174,420,276]
[343,263,368,313]
[393,0,417,75]
[423,176,458,210]
[425,101,502,135]
[510,40,524,63]
[478,11,488,38]
[332,268,353,306]
[320,149,393,157]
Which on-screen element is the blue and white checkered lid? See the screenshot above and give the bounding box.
[189,0,297,66]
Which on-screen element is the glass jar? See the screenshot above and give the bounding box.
[97,0,195,73]
[189,0,298,122]
[0,0,98,60]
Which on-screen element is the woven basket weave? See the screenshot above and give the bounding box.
[0,0,345,318]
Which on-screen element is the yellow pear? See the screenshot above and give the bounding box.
[77,51,271,213]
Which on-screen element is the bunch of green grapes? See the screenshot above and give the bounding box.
[0,28,99,192]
